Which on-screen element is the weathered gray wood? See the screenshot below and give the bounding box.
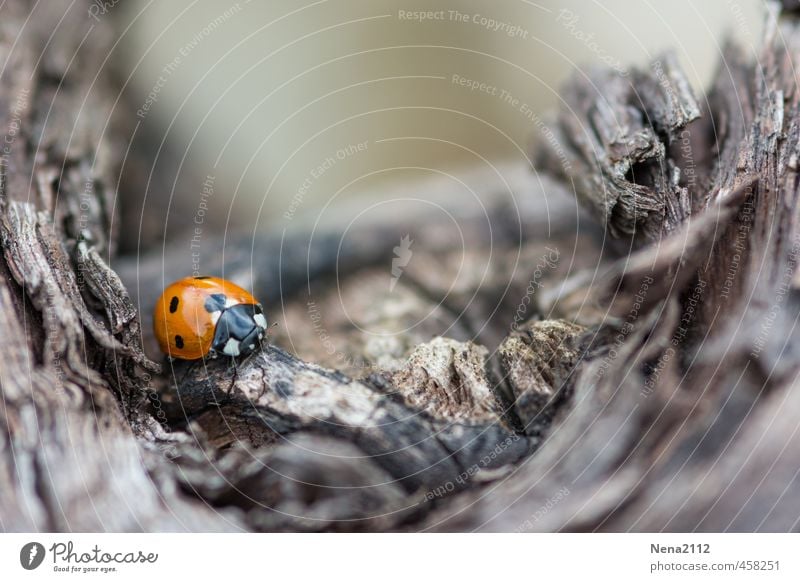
[0,0,241,532]
[135,177,598,530]
[3,0,800,533]
[425,3,800,532]
[535,52,700,242]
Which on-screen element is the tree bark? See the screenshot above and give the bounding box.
[2,0,800,533]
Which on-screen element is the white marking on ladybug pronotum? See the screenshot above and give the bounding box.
[223,338,241,356]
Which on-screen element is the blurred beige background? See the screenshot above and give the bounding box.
[118,0,763,234]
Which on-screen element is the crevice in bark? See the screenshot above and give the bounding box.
[3,0,800,533]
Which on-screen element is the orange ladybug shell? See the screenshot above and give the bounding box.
[153,276,261,360]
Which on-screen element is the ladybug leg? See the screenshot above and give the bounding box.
[224,358,240,394]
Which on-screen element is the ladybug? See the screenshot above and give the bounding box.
[153,276,269,360]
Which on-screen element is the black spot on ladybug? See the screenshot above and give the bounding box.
[174,335,185,349]
[204,293,227,313]
[169,296,179,313]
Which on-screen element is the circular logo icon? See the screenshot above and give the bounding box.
[19,542,45,570]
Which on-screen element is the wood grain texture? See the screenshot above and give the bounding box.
[426,4,800,532]
[0,0,240,532]
[2,0,800,533]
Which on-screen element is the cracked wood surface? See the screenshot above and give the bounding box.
[2,0,800,533]
[426,4,800,532]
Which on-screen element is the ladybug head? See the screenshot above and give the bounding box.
[209,303,268,357]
